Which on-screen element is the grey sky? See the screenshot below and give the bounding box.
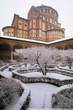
[0,0,73,38]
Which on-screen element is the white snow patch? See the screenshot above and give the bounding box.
[14,71,73,80]
[26,83,58,109]
[59,65,73,71]
[47,73,73,80]
[0,68,12,78]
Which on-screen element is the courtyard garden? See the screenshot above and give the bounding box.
[0,47,73,109]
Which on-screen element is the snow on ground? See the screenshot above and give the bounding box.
[1,65,73,110]
[0,68,12,78]
[47,72,73,80]
[15,71,73,80]
[26,83,58,109]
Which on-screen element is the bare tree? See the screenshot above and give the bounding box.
[16,47,61,75]
[34,51,48,75]
[26,47,59,75]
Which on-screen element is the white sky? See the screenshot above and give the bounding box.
[0,0,73,38]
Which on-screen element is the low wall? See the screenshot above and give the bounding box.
[12,72,62,87]
[12,72,73,87]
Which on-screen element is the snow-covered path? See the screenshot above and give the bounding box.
[26,83,58,109]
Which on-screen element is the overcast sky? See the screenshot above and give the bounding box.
[0,0,73,38]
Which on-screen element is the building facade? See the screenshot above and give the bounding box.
[2,5,65,42]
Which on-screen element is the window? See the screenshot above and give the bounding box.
[17,30,22,37]
[52,10,55,15]
[32,30,36,37]
[47,18,48,22]
[45,8,47,13]
[55,21,57,25]
[48,9,50,13]
[41,9,43,12]
[24,23,28,30]
[50,9,51,14]
[48,25,50,30]
[50,18,53,23]
[42,22,46,30]
[25,24,27,27]
[33,19,36,28]
[29,21,32,28]
[39,30,42,37]
[40,15,42,18]
[18,21,23,29]
[42,16,46,21]
[43,8,45,12]
[51,26,54,29]
[39,20,42,28]
[54,12,57,17]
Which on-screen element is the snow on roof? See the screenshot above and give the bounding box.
[47,36,73,45]
[0,35,47,44]
[0,35,73,45]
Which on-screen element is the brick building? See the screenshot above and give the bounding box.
[2,5,65,42]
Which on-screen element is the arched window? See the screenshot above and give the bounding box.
[50,18,53,23]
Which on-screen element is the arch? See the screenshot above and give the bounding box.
[0,43,11,60]
[14,44,23,50]
[0,43,11,50]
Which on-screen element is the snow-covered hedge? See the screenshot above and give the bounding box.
[0,64,9,71]
[20,92,31,110]
[12,72,62,86]
[12,71,73,87]
[0,78,24,110]
[52,86,73,108]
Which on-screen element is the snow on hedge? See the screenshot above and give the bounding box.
[0,68,12,78]
[13,70,73,81]
[54,84,73,94]
[9,84,29,110]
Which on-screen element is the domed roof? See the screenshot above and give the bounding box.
[37,5,58,16]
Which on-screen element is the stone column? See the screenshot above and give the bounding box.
[10,46,14,61]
